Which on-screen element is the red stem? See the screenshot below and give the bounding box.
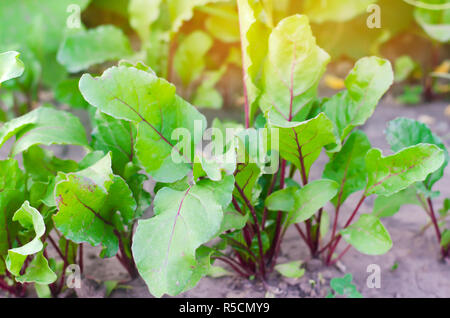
[326,195,366,265]
[234,183,266,278]
[427,198,445,257]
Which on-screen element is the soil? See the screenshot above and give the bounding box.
[1,98,449,298]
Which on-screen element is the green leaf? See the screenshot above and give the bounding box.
[396,85,423,105]
[234,163,261,204]
[207,265,233,278]
[15,252,57,284]
[323,130,371,205]
[174,31,213,86]
[204,4,240,43]
[128,0,162,40]
[414,0,450,42]
[57,25,132,73]
[54,154,137,258]
[330,273,362,298]
[5,202,57,284]
[132,179,226,297]
[323,57,394,144]
[0,107,89,156]
[261,15,330,122]
[0,159,27,257]
[266,179,339,226]
[92,111,136,176]
[302,0,377,23]
[192,67,226,109]
[373,187,421,218]
[268,113,337,178]
[441,230,450,248]
[394,55,417,82]
[341,214,392,255]
[237,0,271,124]
[79,64,206,182]
[6,201,45,276]
[23,146,78,182]
[365,144,445,196]
[0,51,25,85]
[54,78,90,109]
[275,260,305,279]
[385,117,449,191]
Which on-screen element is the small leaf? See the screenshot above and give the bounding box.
[266,179,339,226]
[207,265,233,278]
[341,214,392,255]
[275,260,305,279]
[330,273,362,298]
[0,51,24,84]
[268,113,337,178]
[394,55,416,82]
[441,230,450,248]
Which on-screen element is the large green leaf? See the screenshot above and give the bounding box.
[268,113,337,178]
[57,25,132,73]
[323,57,393,144]
[174,31,213,86]
[53,154,137,258]
[237,0,271,124]
[132,178,231,297]
[414,0,450,42]
[340,214,392,255]
[302,0,377,23]
[79,63,206,182]
[323,130,371,205]
[0,51,24,84]
[0,107,89,156]
[385,117,449,191]
[6,201,56,285]
[364,144,445,196]
[261,15,330,122]
[265,179,339,225]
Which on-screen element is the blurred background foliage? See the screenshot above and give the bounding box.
[0,0,449,122]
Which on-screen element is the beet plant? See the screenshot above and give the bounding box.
[72,0,445,298]
[375,117,449,258]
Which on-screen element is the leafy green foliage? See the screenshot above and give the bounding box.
[274,260,305,279]
[57,25,132,73]
[79,63,206,182]
[341,214,392,255]
[323,57,394,144]
[0,51,25,85]
[323,130,371,205]
[54,154,137,258]
[364,144,445,196]
[174,31,213,86]
[132,178,232,297]
[385,118,449,192]
[266,179,339,225]
[0,107,89,156]
[327,273,362,298]
[414,0,450,42]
